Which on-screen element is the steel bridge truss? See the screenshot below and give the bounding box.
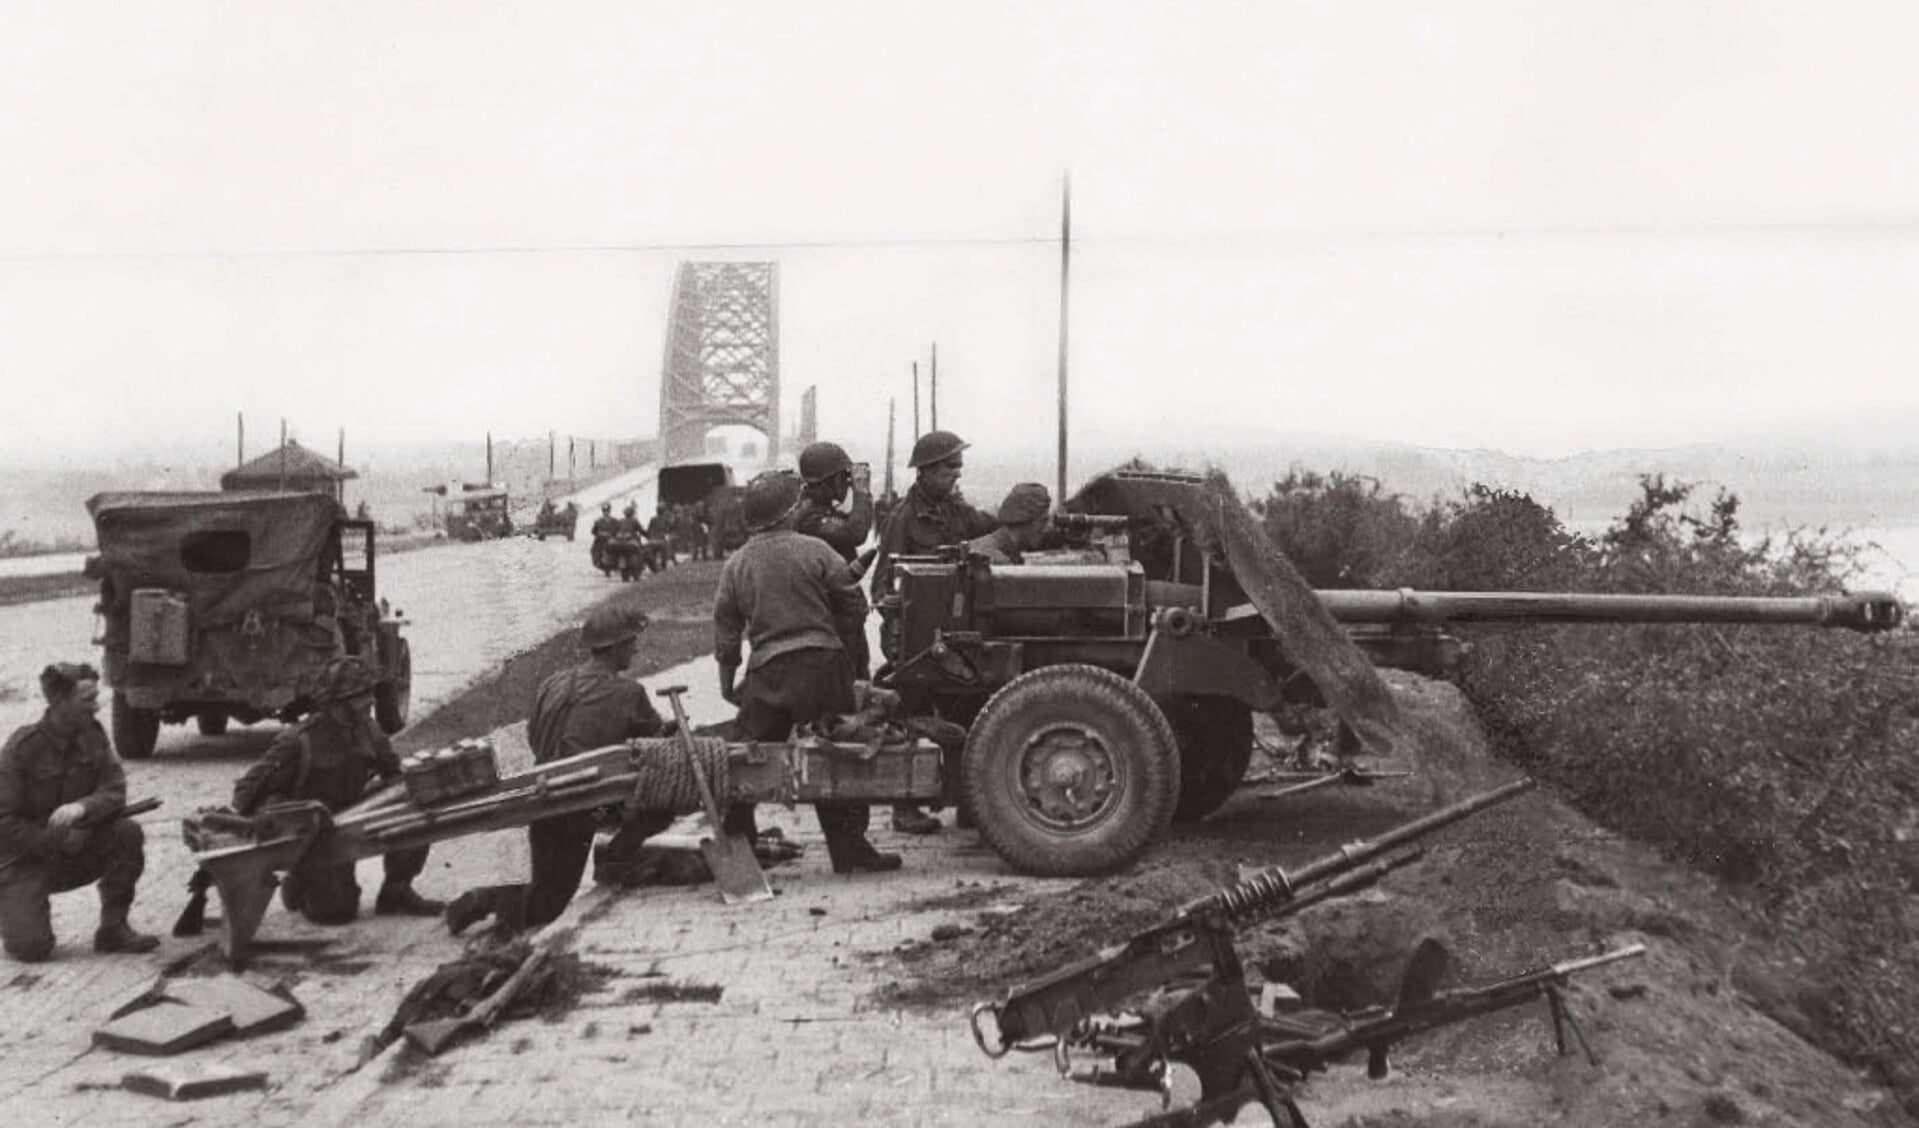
[659,261,781,465]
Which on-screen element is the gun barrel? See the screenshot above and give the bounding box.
[1186,778,1533,924]
[1315,589,1903,632]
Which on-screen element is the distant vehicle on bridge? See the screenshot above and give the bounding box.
[657,462,747,559]
[432,484,513,542]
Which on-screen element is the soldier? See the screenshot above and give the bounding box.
[590,501,620,572]
[967,482,1054,564]
[716,472,901,873]
[0,663,158,961]
[445,605,673,934]
[229,656,443,923]
[869,429,997,835]
[794,441,877,667]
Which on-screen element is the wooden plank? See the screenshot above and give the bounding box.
[93,1002,234,1055]
[123,1062,270,1100]
[164,975,302,1036]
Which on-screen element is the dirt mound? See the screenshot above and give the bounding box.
[874,672,1912,1126]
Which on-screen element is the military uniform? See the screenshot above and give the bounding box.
[870,482,997,660]
[715,526,895,871]
[230,710,426,924]
[795,494,875,677]
[0,718,144,961]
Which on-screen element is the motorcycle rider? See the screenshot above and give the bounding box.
[590,502,620,573]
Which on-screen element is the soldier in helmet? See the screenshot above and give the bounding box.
[793,441,876,666]
[445,604,674,934]
[0,662,159,961]
[590,502,620,573]
[715,471,901,874]
[968,482,1054,564]
[869,429,998,835]
[228,656,443,924]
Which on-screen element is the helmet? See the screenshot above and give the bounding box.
[741,471,803,532]
[997,482,1052,526]
[600,502,612,513]
[797,441,853,484]
[908,430,968,469]
[581,605,648,650]
[310,656,379,705]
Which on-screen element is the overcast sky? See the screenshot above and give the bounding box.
[4,0,1918,471]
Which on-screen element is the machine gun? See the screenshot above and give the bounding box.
[966,779,1642,1125]
[1076,945,1645,1128]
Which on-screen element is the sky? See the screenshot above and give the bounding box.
[4,0,1919,472]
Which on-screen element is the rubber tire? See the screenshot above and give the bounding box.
[375,638,412,734]
[112,694,161,761]
[1167,696,1255,822]
[962,664,1180,877]
[195,711,230,737]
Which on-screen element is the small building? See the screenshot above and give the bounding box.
[220,440,357,502]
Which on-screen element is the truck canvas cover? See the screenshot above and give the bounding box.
[87,491,341,629]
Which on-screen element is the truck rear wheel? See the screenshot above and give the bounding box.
[962,664,1179,877]
[112,694,161,760]
[375,638,412,734]
[1168,696,1255,822]
[195,710,230,736]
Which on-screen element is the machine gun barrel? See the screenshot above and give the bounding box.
[979,779,1535,1048]
[1314,588,1903,632]
[1287,944,1646,1069]
[1190,777,1535,925]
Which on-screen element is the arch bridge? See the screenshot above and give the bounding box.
[658,261,780,465]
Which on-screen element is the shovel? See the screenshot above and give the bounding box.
[657,685,772,904]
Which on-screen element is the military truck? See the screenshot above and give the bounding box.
[876,469,1903,876]
[442,485,513,542]
[656,461,745,558]
[85,491,413,760]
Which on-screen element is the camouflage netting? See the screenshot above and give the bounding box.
[1065,465,1409,757]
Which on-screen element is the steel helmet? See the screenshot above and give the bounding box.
[581,604,649,650]
[311,656,379,705]
[797,441,853,484]
[741,471,803,532]
[908,430,968,470]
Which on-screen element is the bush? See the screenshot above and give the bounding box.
[1258,470,1919,1110]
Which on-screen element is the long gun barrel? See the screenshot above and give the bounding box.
[1316,588,1903,632]
[981,779,1536,1047]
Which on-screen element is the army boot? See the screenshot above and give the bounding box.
[891,804,942,835]
[375,882,446,917]
[95,904,160,955]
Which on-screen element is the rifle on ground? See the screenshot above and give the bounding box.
[966,779,1645,1126]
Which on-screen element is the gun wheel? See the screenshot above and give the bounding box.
[1168,696,1254,822]
[963,664,1179,877]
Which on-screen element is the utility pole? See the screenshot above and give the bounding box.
[929,342,938,432]
[549,430,556,481]
[1056,174,1072,503]
[236,412,245,467]
[884,396,896,502]
[911,362,922,440]
[278,419,288,492]
[486,431,494,485]
[568,436,576,481]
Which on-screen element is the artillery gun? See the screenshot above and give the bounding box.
[876,469,1903,877]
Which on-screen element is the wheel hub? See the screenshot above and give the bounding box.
[1019,724,1120,828]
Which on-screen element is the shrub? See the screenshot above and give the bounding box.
[1257,469,1919,1110]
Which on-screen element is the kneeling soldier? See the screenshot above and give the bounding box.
[0,663,158,961]
[230,656,443,923]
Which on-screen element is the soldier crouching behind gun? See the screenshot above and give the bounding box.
[0,663,158,961]
[443,605,674,935]
[224,656,443,925]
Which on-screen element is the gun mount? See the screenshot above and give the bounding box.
[966,778,1645,1127]
[875,468,1902,878]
